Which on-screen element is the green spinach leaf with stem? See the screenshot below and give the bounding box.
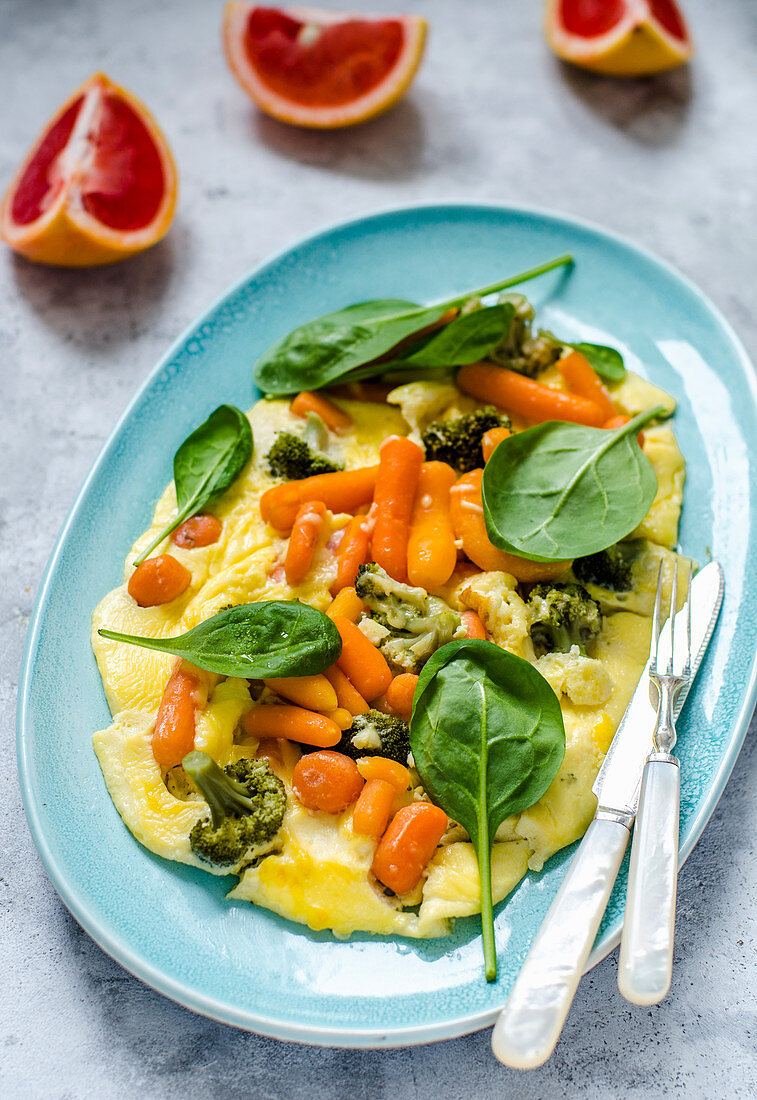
[410,639,565,981]
[482,405,665,563]
[388,302,515,370]
[134,405,253,564]
[98,601,341,678]
[253,255,573,396]
[544,332,626,382]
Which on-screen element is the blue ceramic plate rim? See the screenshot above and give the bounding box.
[17,201,757,1047]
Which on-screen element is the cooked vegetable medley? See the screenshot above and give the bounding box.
[92,259,689,981]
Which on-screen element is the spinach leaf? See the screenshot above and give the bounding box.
[397,303,515,368]
[410,639,565,981]
[98,601,341,678]
[482,406,665,563]
[134,405,253,564]
[253,254,572,396]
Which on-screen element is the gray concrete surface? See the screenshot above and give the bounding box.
[1,1,756,1096]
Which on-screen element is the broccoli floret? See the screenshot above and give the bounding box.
[572,543,637,593]
[355,562,463,673]
[421,406,511,474]
[489,294,562,378]
[266,417,343,481]
[527,582,602,657]
[335,710,412,767]
[183,750,286,868]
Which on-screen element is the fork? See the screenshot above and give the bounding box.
[618,559,692,1006]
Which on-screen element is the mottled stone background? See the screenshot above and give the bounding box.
[1,1,755,1096]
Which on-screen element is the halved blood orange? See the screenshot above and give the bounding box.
[1,73,177,267]
[223,3,427,128]
[545,0,693,77]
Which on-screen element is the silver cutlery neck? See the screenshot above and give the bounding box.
[649,675,686,754]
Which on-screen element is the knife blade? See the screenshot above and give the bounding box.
[593,559,724,820]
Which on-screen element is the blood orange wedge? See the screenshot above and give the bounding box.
[545,0,693,77]
[223,3,427,128]
[1,73,177,267]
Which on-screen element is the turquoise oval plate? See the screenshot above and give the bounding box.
[17,204,757,1046]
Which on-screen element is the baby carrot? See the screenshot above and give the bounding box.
[450,471,570,582]
[332,615,393,702]
[285,500,327,585]
[330,513,372,595]
[603,414,645,448]
[352,778,396,838]
[291,390,353,432]
[457,363,605,426]
[324,707,354,731]
[326,586,365,623]
[292,750,364,814]
[385,673,419,718]
[371,802,448,895]
[152,663,204,769]
[128,554,191,607]
[372,435,424,583]
[171,514,222,549]
[407,461,458,591]
[481,426,511,463]
[356,756,411,792]
[244,704,341,748]
[558,350,616,421]
[264,674,337,712]
[461,610,487,639]
[260,466,379,532]
[323,665,370,715]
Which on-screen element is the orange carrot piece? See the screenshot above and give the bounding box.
[481,426,511,463]
[264,674,337,712]
[332,615,393,702]
[461,610,487,639]
[450,470,571,581]
[285,500,327,585]
[152,664,202,769]
[371,802,448,895]
[352,778,396,837]
[330,513,372,595]
[457,362,606,426]
[558,350,616,421]
[260,466,379,532]
[244,704,341,748]
[372,435,424,583]
[407,461,458,590]
[356,756,411,792]
[255,739,284,769]
[292,750,364,813]
[171,514,222,549]
[385,673,419,718]
[323,665,370,716]
[324,707,353,731]
[128,555,191,607]
[291,390,353,432]
[603,414,645,448]
[326,586,365,623]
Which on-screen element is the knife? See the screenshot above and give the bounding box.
[491,560,724,1069]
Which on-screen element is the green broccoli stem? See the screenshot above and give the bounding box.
[183,750,256,828]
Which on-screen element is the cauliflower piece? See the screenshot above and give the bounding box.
[386,381,477,443]
[458,571,535,661]
[534,645,614,706]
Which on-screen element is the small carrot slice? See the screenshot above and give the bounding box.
[481,426,511,463]
[324,707,353,731]
[558,350,616,421]
[450,470,570,582]
[260,466,379,532]
[385,673,419,718]
[264,674,337,712]
[603,414,645,448]
[461,610,487,639]
[171,514,222,549]
[285,500,327,585]
[326,586,365,623]
[291,390,353,432]
[332,615,393,702]
[292,750,364,813]
[407,461,457,591]
[352,778,396,837]
[371,802,448,895]
[457,363,605,426]
[128,554,191,607]
[330,513,372,595]
[244,705,341,748]
[324,665,370,716]
[152,663,203,769]
[372,435,424,583]
[356,756,411,792]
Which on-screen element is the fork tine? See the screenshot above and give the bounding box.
[666,558,679,675]
[650,561,664,674]
[682,564,693,678]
